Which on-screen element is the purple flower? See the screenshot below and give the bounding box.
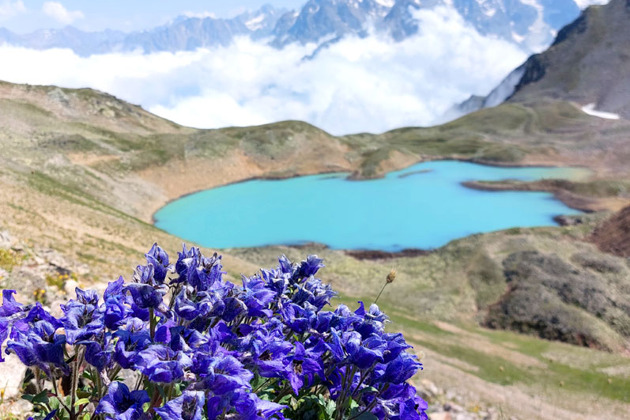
[5,305,67,375]
[240,276,275,318]
[114,319,152,368]
[176,246,224,291]
[260,267,290,297]
[0,290,24,362]
[294,255,324,281]
[191,354,253,394]
[155,391,205,420]
[234,392,287,420]
[292,277,336,310]
[277,255,294,275]
[61,288,104,344]
[174,288,225,321]
[382,333,412,363]
[221,296,247,323]
[103,277,132,330]
[21,303,62,330]
[80,339,114,371]
[6,326,68,375]
[95,382,150,420]
[286,341,325,394]
[375,352,422,384]
[125,283,165,309]
[0,290,23,317]
[354,302,388,338]
[145,243,171,284]
[0,246,429,420]
[134,345,191,383]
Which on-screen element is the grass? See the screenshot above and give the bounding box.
[334,289,630,396]
[0,249,23,272]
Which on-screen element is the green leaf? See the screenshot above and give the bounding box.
[74,397,90,407]
[323,398,336,417]
[352,413,378,420]
[22,389,49,404]
[360,386,378,394]
[77,390,92,399]
[277,394,293,405]
[48,396,60,410]
[349,406,379,420]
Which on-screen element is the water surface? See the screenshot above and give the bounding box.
[154,161,588,251]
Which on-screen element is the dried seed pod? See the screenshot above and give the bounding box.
[386,269,397,284]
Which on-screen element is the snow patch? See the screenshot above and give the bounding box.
[245,14,265,31]
[581,103,620,120]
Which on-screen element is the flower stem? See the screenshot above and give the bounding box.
[149,308,156,340]
[373,282,388,305]
[70,348,85,420]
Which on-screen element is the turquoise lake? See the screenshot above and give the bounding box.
[154,161,589,252]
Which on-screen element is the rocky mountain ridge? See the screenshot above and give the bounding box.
[0,0,587,55]
[454,0,629,120]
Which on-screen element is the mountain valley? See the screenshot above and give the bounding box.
[0,1,629,419]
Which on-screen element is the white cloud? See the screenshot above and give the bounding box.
[0,0,26,19]
[573,0,609,9]
[42,1,83,25]
[180,11,217,19]
[0,6,526,135]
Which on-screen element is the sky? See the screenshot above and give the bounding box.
[0,1,304,33]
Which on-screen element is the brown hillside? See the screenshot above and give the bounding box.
[590,205,630,257]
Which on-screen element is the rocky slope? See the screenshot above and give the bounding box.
[509,0,630,118]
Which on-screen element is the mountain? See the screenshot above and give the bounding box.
[450,0,628,120]
[508,0,630,119]
[0,0,588,56]
[270,0,392,47]
[0,7,285,56]
[269,0,583,52]
[380,0,580,51]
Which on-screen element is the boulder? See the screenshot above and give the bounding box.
[0,354,27,399]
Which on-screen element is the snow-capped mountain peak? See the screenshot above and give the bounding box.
[0,0,596,56]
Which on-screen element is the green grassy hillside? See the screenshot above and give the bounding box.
[0,80,629,419]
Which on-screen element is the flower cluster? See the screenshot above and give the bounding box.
[0,244,427,420]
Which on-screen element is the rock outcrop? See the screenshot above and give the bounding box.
[590,206,630,258]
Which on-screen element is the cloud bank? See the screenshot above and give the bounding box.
[0,6,526,135]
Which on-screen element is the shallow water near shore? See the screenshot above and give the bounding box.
[154,161,589,252]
